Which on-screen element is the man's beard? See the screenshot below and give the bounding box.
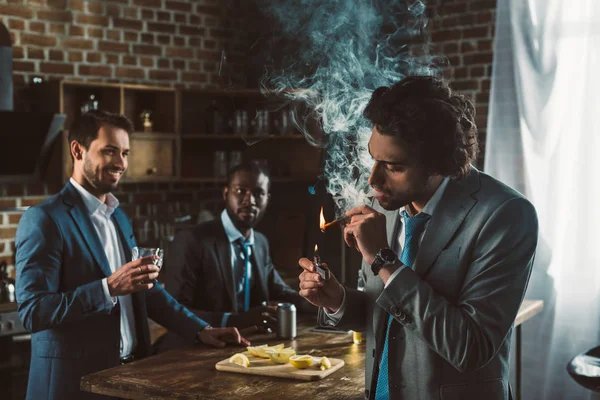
[83,158,117,194]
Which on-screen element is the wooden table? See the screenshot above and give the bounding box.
[81,300,543,400]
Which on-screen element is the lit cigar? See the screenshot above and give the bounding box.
[313,244,330,280]
[320,215,352,232]
[318,188,380,232]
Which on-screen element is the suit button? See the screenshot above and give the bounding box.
[397,312,406,321]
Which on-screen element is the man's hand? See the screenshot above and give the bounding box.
[343,205,388,265]
[298,258,345,313]
[227,306,278,333]
[106,256,159,296]
[197,327,251,348]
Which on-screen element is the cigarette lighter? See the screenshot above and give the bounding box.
[313,245,330,280]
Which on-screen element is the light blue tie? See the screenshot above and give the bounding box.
[242,242,251,312]
[375,211,430,399]
[234,239,252,312]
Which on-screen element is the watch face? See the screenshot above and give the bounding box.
[380,248,397,263]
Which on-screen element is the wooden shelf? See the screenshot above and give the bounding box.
[181,134,305,140]
[30,80,321,186]
[131,132,177,139]
[178,177,312,184]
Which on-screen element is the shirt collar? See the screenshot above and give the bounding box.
[221,209,254,245]
[400,176,450,218]
[69,177,119,217]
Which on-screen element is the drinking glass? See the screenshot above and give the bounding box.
[132,247,164,283]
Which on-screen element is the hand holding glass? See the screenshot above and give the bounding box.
[132,247,163,284]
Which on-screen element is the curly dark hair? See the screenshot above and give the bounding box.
[68,110,133,161]
[363,76,479,180]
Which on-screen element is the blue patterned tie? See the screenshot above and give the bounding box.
[234,239,252,312]
[375,211,430,399]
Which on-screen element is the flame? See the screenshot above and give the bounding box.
[319,207,326,231]
[314,244,318,252]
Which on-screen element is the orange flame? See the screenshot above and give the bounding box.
[314,244,318,252]
[319,207,325,231]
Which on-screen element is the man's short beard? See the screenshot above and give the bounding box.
[83,158,115,194]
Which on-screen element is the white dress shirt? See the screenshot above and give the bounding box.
[69,178,137,358]
[219,209,255,327]
[327,177,450,319]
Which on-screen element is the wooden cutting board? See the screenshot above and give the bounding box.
[215,352,344,381]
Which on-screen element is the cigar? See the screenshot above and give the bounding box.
[320,215,352,232]
[320,188,379,232]
[313,248,330,280]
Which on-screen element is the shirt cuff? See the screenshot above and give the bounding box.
[101,278,118,308]
[324,286,347,321]
[220,313,231,328]
[384,264,407,288]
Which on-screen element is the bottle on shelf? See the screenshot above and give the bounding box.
[353,271,366,344]
[213,151,228,178]
[206,100,225,134]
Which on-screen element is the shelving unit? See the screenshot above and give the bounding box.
[28,80,321,187]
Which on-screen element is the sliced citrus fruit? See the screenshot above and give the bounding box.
[266,347,296,364]
[247,344,267,357]
[319,356,332,370]
[229,353,250,368]
[289,354,314,369]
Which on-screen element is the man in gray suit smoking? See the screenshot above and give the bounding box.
[298,76,538,400]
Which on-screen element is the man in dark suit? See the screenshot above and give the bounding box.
[15,110,249,400]
[160,161,312,349]
[298,76,538,400]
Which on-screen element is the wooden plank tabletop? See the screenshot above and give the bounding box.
[81,300,543,400]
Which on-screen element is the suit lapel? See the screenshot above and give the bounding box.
[413,168,480,278]
[214,225,237,312]
[63,183,113,278]
[251,238,269,301]
[111,209,134,262]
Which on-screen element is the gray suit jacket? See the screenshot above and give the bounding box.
[319,168,538,400]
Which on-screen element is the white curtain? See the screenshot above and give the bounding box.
[486,0,600,399]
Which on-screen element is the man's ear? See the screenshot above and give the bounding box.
[222,186,228,201]
[71,141,84,161]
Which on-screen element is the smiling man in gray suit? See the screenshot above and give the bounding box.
[298,76,538,400]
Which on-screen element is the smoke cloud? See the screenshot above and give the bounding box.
[259,0,437,214]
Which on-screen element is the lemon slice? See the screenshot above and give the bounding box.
[229,353,250,368]
[266,347,296,364]
[247,344,267,357]
[319,356,332,370]
[289,355,314,369]
[248,343,284,358]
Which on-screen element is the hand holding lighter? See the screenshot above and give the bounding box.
[313,251,330,280]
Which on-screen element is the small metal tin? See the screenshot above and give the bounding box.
[276,302,297,339]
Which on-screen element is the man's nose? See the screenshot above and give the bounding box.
[368,161,382,187]
[242,190,256,204]
[112,154,126,169]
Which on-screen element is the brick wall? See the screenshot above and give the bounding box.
[0,0,250,88]
[426,0,497,164]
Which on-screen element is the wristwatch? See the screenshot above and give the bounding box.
[371,248,398,276]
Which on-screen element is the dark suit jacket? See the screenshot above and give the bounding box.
[160,217,310,348]
[15,182,208,400]
[319,167,538,400]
